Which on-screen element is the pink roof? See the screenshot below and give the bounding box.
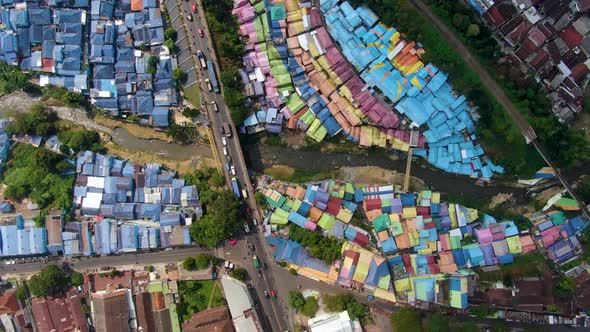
[476,228,493,244]
[540,227,561,247]
[316,27,334,49]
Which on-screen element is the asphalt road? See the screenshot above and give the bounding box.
[171,1,290,330]
[408,0,590,220]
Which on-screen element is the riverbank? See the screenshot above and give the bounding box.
[243,142,527,203]
[0,91,215,175]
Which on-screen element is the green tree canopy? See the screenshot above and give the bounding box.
[229,267,248,281]
[58,130,102,154]
[172,67,187,82]
[189,190,241,247]
[182,257,196,271]
[164,28,177,41]
[29,265,69,297]
[391,307,421,332]
[466,24,480,37]
[289,226,342,264]
[424,313,449,332]
[71,272,84,287]
[288,291,305,310]
[300,296,319,317]
[195,254,212,270]
[9,103,58,137]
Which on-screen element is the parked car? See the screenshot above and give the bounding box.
[253,218,258,226]
[263,290,269,297]
[198,28,204,38]
[270,290,277,297]
[211,101,218,112]
[222,137,227,146]
[191,4,197,13]
[229,239,238,246]
[230,165,236,175]
[186,14,193,21]
[223,147,228,156]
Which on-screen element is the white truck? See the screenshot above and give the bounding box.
[196,50,207,68]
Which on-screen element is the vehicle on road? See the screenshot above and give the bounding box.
[225,162,231,172]
[241,189,248,199]
[231,177,240,197]
[224,261,230,269]
[186,14,193,21]
[207,60,220,93]
[270,290,277,297]
[230,165,236,175]
[222,137,227,146]
[223,123,231,137]
[196,50,206,68]
[243,224,250,233]
[205,78,212,91]
[211,101,218,112]
[198,28,204,38]
[263,290,269,297]
[252,255,260,269]
[222,147,228,156]
[253,218,258,226]
[229,239,238,246]
[229,263,234,270]
[191,4,197,13]
[220,126,225,135]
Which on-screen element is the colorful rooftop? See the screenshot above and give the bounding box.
[233,0,504,180]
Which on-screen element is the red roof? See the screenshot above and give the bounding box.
[528,26,547,46]
[90,271,133,292]
[325,196,342,216]
[560,25,583,49]
[484,6,505,28]
[571,62,589,83]
[0,289,19,315]
[528,50,549,71]
[416,206,430,216]
[31,290,88,332]
[41,58,54,73]
[353,233,369,247]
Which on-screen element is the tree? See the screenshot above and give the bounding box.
[288,291,306,310]
[554,277,576,297]
[391,307,421,332]
[466,24,480,37]
[4,184,28,202]
[164,28,177,41]
[458,322,479,332]
[210,170,225,187]
[229,267,248,281]
[452,13,470,31]
[172,67,187,82]
[15,284,28,301]
[182,257,196,271]
[165,39,178,54]
[189,215,227,247]
[195,254,212,270]
[289,225,342,264]
[289,268,298,275]
[166,123,198,144]
[300,296,319,317]
[577,176,590,203]
[146,265,155,272]
[346,299,368,320]
[147,55,159,74]
[502,273,513,287]
[424,313,449,332]
[8,103,58,137]
[29,265,69,297]
[71,272,84,287]
[324,293,349,313]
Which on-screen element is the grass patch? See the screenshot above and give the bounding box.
[183,84,201,109]
[176,280,226,322]
[1,144,74,225]
[264,165,336,183]
[477,253,548,282]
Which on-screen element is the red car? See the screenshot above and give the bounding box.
[270,290,277,297]
[229,239,238,246]
[191,4,197,13]
[198,28,204,38]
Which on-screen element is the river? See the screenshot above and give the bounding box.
[110,127,212,161]
[242,142,529,201]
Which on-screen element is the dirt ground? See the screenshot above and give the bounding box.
[94,115,171,141]
[339,166,426,191]
[489,193,513,209]
[104,140,215,176]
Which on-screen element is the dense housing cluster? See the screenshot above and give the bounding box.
[259,176,590,309]
[470,0,590,123]
[0,151,200,258]
[0,0,179,126]
[233,0,504,179]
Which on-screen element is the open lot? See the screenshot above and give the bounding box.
[176,280,226,322]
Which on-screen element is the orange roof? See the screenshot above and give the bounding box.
[394,233,410,250]
[308,207,322,222]
[131,0,143,11]
[0,289,19,315]
[152,292,165,311]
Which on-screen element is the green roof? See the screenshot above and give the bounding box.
[265,194,286,208]
[550,211,568,225]
[169,303,181,332]
[373,214,390,232]
[450,236,462,249]
[389,221,403,237]
[317,213,336,230]
[287,93,305,113]
[271,209,289,224]
[270,5,286,20]
[299,110,316,125]
[148,283,163,293]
